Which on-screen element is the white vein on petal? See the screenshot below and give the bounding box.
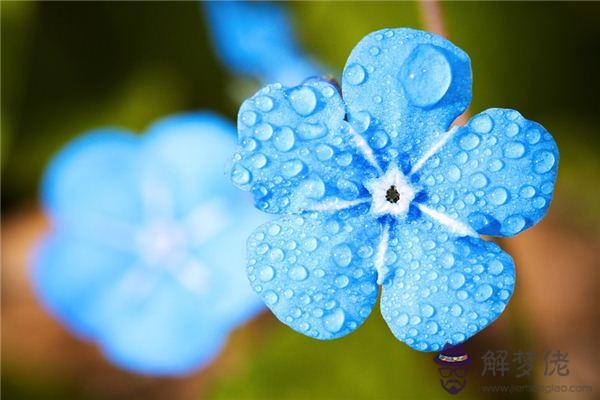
[303,197,371,212]
[348,125,384,175]
[417,204,478,238]
[410,126,459,175]
[375,223,390,285]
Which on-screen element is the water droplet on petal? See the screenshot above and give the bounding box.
[421,304,435,318]
[282,159,304,178]
[474,284,493,302]
[255,95,274,112]
[241,110,258,126]
[288,266,308,281]
[334,275,350,288]
[488,259,504,275]
[489,187,509,205]
[324,308,345,333]
[519,185,536,198]
[231,164,251,186]
[259,266,275,281]
[449,272,466,289]
[264,290,279,305]
[289,86,317,116]
[450,304,463,317]
[254,123,274,141]
[400,44,452,108]
[315,144,334,161]
[459,133,481,151]
[503,141,526,159]
[470,172,489,189]
[505,215,526,234]
[344,63,367,86]
[332,244,353,267]
[298,122,328,140]
[273,127,295,152]
[470,114,493,134]
[533,150,556,174]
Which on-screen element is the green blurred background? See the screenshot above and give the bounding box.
[2,2,599,399]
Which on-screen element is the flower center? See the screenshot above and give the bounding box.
[385,185,400,203]
[365,166,416,219]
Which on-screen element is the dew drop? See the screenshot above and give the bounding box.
[503,141,526,159]
[441,253,455,269]
[425,321,439,334]
[264,290,279,305]
[488,159,504,172]
[474,284,493,302]
[315,144,334,161]
[334,275,350,288]
[289,86,317,116]
[231,164,251,185]
[250,153,267,169]
[519,185,536,198]
[489,187,509,205]
[273,127,295,152]
[288,266,308,281]
[488,259,504,275]
[526,128,541,144]
[259,266,275,281]
[298,122,328,140]
[533,150,556,174]
[369,46,380,56]
[397,313,409,326]
[506,122,520,137]
[447,165,462,182]
[421,304,435,318]
[450,304,463,317]
[504,215,526,234]
[449,272,466,289]
[282,159,304,178]
[400,44,452,107]
[254,123,274,141]
[470,172,489,189]
[344,63,367,86]
[255,95,274,112]
[459,133,481,151]
[303,237,318,251]
[332,243,353,267]
[241,110,258,127]
[471,114,494,134]
[324,308,346,333]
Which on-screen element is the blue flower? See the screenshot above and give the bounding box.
[204,1,320,85]
[33,113,269,374]
[231,28,559,351]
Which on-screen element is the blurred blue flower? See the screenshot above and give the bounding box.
[231,28,559,351]
[33,113,268,375]
[204,1,320,85]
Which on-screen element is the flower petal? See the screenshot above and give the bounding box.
[380,218,515,351]
[234,80,379,214]
[415,108,559,237]
[247,205,381,339]
[204,1,320,85]
[32,233,137,338]
[342,28,472,170]
[95,278,228,375]
[42,131,143,241]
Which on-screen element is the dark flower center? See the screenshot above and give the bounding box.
[386,185,400,204]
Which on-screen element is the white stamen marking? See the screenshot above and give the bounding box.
[410,126,459,175]
[418,204,478,237]
[304,197,371,212]
[375,223,390,285]
[348,126,384,174]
